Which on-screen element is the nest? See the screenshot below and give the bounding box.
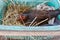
[2,3,56,26]
[3,4,31,26]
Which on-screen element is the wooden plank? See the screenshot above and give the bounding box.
[0,31,60,36]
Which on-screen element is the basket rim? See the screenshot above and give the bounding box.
[0,25,60,31]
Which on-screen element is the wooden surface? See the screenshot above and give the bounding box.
[0,31,60,36]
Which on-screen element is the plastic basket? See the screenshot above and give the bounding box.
[0,0,60,31]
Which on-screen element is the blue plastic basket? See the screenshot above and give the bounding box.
[0,0,60,31]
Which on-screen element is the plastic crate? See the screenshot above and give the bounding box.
[0,36,55,40]
[0,36,60,40]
